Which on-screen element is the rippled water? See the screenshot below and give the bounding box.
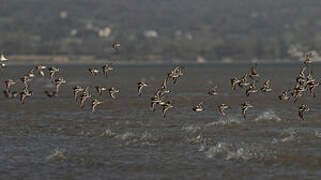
[1,63,321,179]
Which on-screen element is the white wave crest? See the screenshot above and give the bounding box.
[46,147,66,161]
[206,115,241,127]
[254,110,281,122]
[106,131,159,145]
[272,128,298,144]
[116,132,136,141]
[205,142,274,161]
[182,124,201,133]
[100,128,117,137]
[314,131,321,138]
[185,134,203,144]
[205,142,231,158]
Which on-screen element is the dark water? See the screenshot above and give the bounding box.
[1,64,321,179]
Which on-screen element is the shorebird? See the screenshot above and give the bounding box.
[91,99,103,112]
[279,90,290,101]
[246,80,258,96]
[193,102,204,112]
[238,73,249,88]
[160,78,168,90]
[161,101,174,118]
[249,63,260,79]
[44,90,57,97]
[261,80,272,92]
[79,87,91,108]
[298,104,310,120]
[28,68,36,78]
[102,64,113,78]
[296,67,306,83]
[155,88,170,98]
[88,68,100,76]
[218,104,229,116]
[167,66,183,84]
[292,84,305,103]
[73,86,84,101]
[54,77,66,94]
[156,79,170,98]
[108,87,119,99]
[4,79,16,90]
[137,81,148,96]
[150,94,163,112]
[208,86,218,96]
[20,87,32,104]
[230,77,241,90]
[0,53,8,62]
[35,65,47,77]
[48,66,60,80]
[3,89,18,99]
[95,86,107,95]
[241,102,253,119]
[20,75,32,88]
[150,88,171,112]
[306,71,315,85]
[303,52,312,65]
[112,41,120,50]
[307,81,319,98]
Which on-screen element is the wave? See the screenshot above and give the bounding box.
[204,142,276,161]
[100,129,160,145]
[272,128,298,144]
[46,147,66,161]
[254,110,281,122]
[314,130,321,138]
[272,128,321,144]
[206,115,242,127]
[182,124,201,133]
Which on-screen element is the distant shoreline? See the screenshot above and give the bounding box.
[4,55,315,65]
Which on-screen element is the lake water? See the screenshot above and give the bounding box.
[0,63,321,179]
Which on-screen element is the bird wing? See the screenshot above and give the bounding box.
[138,85,143,96]
[39,70,45,77]
[91,104,97,112]
[162,106,169,117]
[242,108,246,119]
[251,64,257,74]
[20,94,26,104]
[151,102,156,112]
[110,92,116,99]
[161,78,168,89]
[298,110,304,120]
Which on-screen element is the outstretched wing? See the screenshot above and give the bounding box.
[298,110,304,120]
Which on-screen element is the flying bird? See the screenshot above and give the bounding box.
[241,102,253,119]
[218,104,229,116]
[193,102,204,112]
[137,81,148,96]
[48,66,60,80]
[102,64,113,78]
[112,41,120,50]
[162,101,174,118]
[249,63,260,79]
[91,99,103,112]
[208,86,218,96]
[261,80,272,92]
[108,87,119,99]
[298,104,310,120]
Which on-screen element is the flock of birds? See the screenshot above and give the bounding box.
[188,52,315,121]
[0,45,317,120]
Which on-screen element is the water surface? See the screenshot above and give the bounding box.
[0,64,321,179]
